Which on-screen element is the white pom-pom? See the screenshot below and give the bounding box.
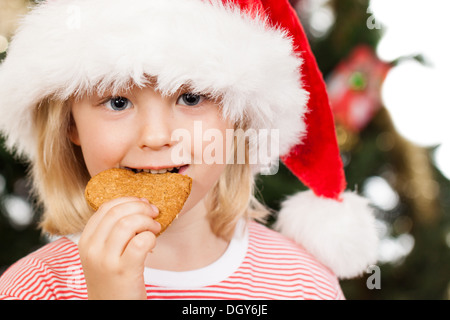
[274,190,379,279]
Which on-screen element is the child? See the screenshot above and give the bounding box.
[0,0,378,300]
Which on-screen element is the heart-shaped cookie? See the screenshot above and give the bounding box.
[85,168,192,235]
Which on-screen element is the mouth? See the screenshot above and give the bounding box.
[120,165,189,175]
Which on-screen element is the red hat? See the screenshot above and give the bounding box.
[0,0,378,278]
[254,0,378,279]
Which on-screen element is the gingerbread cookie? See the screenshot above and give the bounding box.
[85,168,192,235]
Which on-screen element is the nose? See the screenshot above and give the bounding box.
[137,103,174,151]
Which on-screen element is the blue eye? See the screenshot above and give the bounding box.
[177,93,205,106]
[105,96,133,111]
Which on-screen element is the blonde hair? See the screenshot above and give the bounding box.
[205,128,271,240]
[31,98,271,239]
[32,98,92,235]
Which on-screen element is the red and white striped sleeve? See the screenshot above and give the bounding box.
[0,238,87,300]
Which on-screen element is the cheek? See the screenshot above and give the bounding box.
[185,128,234,210]
[175,112,234,214]
[75,121,131,176]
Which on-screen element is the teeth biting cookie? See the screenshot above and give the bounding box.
[85,168,192,235]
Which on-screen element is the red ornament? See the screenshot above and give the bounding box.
[327,45,391,132]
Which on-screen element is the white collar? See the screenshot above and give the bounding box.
[143,219,248,288]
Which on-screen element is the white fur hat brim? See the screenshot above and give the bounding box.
[0,0,307,162]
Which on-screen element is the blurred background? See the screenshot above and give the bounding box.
[0,0,449,299]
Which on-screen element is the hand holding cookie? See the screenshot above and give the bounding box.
[79,168,192,299]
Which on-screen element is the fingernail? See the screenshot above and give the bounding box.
[140,197,149,203]
[150,204,159,214]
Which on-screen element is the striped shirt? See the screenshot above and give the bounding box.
[0,221,344,300]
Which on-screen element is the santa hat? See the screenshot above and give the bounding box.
[0,0,378,278]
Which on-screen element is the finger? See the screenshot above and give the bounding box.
[80,198,158,249]
[104,212,161,257]
[86,199,157,246]
[90,196,159,227]
[121,231,157,268]
[81,197,142,244]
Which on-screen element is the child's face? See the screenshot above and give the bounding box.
[70,85,234,215]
